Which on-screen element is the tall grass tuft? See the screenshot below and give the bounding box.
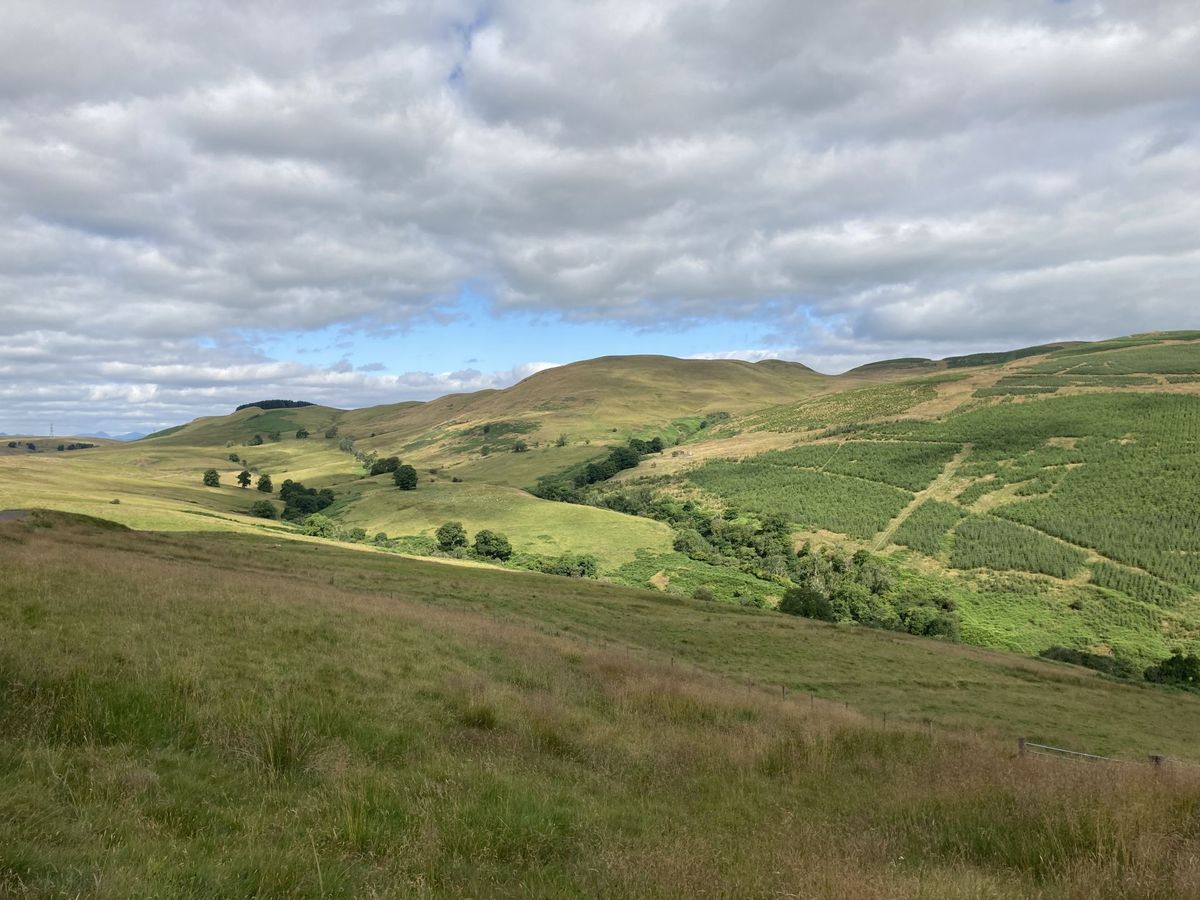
[228,706,317,782]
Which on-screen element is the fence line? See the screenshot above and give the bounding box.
[1016,737,1189,769]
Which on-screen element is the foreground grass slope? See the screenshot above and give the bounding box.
[3,512,1200,898]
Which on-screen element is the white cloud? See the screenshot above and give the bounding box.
[0,0,1197,431]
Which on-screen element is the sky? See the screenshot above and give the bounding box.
[1,0,1198,435]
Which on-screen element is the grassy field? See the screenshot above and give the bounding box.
[0,438,358,534]
[3,335,1199,673]
[331,478,673,570]
[4,512,1200,898]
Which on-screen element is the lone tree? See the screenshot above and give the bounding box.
[511,439,529,453]
[202,469,220,487]
[237,470,252,488]
[393,464,418,490]
[256,473,273,493]
[295,428,309,439]
[473,529,512,561]
[435,521,468,552]
[324,425,339,439]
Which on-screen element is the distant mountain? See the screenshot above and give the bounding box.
[85,431,147,442]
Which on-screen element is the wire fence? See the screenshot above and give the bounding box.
[1017,738,1200,769]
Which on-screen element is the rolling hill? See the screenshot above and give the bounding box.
[3,333,1200,669]
[5,333,1200,896]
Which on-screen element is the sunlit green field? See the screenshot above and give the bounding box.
[332,477,674,570]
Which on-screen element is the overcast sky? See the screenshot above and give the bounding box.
[2,0,1198,434]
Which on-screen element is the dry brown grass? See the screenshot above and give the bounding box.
[4,513,1200,897]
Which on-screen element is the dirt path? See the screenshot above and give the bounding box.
[873,444,973,550]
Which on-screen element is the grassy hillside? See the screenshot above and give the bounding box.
[3,334,1199,670]
[3,512,1200,897]
[642,334,1200,664]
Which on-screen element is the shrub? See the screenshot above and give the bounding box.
[202,469,220,487]
[324,426,338,439]
[436,521,468,552]
[512,440,529,453]
[228,452,240,462]
[474,530,513,561]
[692,585,716,602]
[1040,646,1138,679]
[298,514,338,538]
[540,553,599,579]
[295,428,309,439]
[249,500,276,519]
[256,474,273,493]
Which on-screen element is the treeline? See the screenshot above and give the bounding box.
[781,545,959,638]
[1041,646,1200,690]
[235,400,315,411]
[584,482,959,635]
[7,440,97,452]
[533,437,663,501]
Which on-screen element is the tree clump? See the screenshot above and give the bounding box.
[436,521,468,552]
[1144,650,1200,688]
[473,530,512,561]
[370,456,401,477]
[279,479,334,521]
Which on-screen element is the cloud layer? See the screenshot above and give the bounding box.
[1,1,1197,432]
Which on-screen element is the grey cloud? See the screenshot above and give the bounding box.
[1,0,1197,430]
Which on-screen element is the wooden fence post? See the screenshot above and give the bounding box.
[1018,737,1027,756]
[1149,754,1165,770]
